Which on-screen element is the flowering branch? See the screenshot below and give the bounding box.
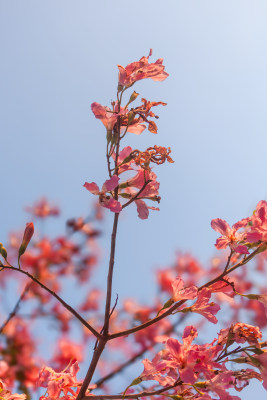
[108,245,265,340]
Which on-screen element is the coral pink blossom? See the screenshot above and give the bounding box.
[113,146,134,174]
[191,288,220,324]
[141,354,174,386]
[134,199,159,220]
[84,176,122,213]
[122,169,160,219]
[91,102,118,132]
[38,362,84,399]
[250,350,267,390]
[211,218,249,254]
[171,277,198,302]
[126,120,146,135]
[218,323,262,347]
[251,293,267,319]
[205,371,241,400]
[247,200,267,243]
[25,198,60,218]
[117,49,169,88]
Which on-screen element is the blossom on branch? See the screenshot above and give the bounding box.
[117,49,169,88]
[190,288,220,324]
[211,217,249,254]
[84,176,122,213]
[246,200,267,243]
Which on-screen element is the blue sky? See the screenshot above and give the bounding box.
[1,1,267,398]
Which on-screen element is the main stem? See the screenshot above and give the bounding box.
[103,212,119,334]
[77,114,121,399]
[76,212,120,399]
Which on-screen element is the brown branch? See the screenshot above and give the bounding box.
[0,283,31,334]
[84,382,180,400]
[76,109,122,400]
[103,213,120,335]
[122,180,152,209]
[95,315,187,388]
[108,245,264,340]
[0,265,102,340]
[95,347,148,388]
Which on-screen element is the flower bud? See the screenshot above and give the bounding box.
[0,246,7,260]
[128,91,139,105]
[18,222,34,258]
[127,111,135,125]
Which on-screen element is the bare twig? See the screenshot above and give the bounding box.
[122,180,152,209]
[0,283,31,334]
[84,382,181,400]
[0,265,102,340]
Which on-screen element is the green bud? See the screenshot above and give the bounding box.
[1,247,7,260]
[119,192,131,198]
[128,91,139,105]
[117,83,124,93]
[106,130,112,143]
[127,111,135,125]
[119,182,129,189]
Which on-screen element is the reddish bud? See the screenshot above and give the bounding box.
[18,222,34,257]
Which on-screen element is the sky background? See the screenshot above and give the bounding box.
[1,1,267,398]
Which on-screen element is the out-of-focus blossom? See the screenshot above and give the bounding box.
[25,198,60,218]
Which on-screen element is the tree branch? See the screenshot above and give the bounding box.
[0,283,31,334]
[108,246,264,340]
[0,265,102,340]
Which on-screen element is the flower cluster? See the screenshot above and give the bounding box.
[84,50,171,219]
[211,200,267,254]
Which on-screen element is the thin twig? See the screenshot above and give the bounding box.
[0,265,102,340]
[0,283,31,334]
[122,180,152,209]
[84,382,180,400]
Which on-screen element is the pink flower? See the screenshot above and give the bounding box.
[122,169,161,219]
[218,323,262,347]
[171,277,198,302]
[38,362,85,399]
[91,102,118,132]
[141,354,175,386]
[205,371,241,400]
[117,49,169,88]
[211,218,249,254]
[191,288,220,324]
[113,146,134,174]
[247,200,267,243]
[84,176,122,213]
[250,350,267,390]
[125,169,160,198]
